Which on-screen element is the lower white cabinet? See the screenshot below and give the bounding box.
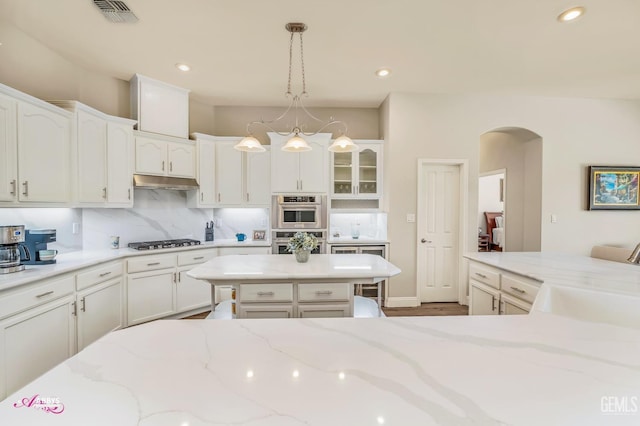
[468,260,540,315]
[127,269,175,325]
[126,249,217,325]
[76,278,123,351]
[469,281,500,315]
[232,282,352,319]
[0,294,75,400]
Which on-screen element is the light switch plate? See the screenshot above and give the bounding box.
[407,213,416,223]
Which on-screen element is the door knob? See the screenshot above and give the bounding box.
[421,238,432,243]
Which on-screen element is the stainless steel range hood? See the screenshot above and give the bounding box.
[133,174,199,191]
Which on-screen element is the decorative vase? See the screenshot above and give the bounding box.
[295,249,310,263]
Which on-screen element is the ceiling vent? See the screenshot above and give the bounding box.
[92,0,138,23]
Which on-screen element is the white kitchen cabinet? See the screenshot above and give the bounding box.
[469,281,500,315]
[0,271,76,401]
[331,141,383,199]
[215,140,244,205]
[48,100,135,207]
[468,260,539,315]
[0,93,17,202]
[134,133,195,178]
[130,73,190,139]
[176,249,217,312]
[269,132,330,193]
[188,133,271,207]
[75,261,124,351]
[106,120,134,205]
[127,268,175,326]
[17,99,71,203]
[189,139,216,207]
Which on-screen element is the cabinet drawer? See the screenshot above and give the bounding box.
[127,254,176,273]
[298,283,350,303]
[501,274,540,304]
[76,261,123,290]
[469,262,500,289]
[0,275,75,320]
[297,304,350,318]
[239,284,293,303]
[177,249,216,266]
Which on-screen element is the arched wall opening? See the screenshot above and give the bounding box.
[479,127,543,252]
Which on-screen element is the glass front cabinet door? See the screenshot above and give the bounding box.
[330,141,383,199]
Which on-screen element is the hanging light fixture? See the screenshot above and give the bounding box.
[235,22,358,153]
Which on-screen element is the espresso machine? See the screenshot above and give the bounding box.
[19,229,57,265]
[0,225,26,274]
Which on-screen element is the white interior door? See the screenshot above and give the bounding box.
[417,162,461,302]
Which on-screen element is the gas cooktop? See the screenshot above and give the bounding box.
[128,239,201,250]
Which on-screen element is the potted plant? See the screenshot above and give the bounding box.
[287,231,318,263]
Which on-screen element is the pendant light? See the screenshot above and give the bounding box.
[235,22,357,153]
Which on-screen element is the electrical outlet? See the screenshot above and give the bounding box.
[215,219,221,228]
[551,214,557,223]
[72,223,80,234]
[407,213,416,223]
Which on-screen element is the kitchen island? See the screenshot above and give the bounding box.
[1,312,638,425]
[187,254,401,318]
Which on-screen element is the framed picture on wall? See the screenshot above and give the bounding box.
[588,166,640,210]
[252,230,266,240]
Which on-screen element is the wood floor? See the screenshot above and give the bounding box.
[183,302,468,319]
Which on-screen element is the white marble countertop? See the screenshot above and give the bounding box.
[1,313,639,425]
[464,251,640,296]
[0,240,271,292]
[187,254,401,282]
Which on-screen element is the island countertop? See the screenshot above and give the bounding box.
[1,313,639,425]
[187,253,401,282]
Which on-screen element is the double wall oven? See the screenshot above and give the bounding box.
[272,195,327,254]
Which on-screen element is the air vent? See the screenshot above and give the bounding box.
[93,0,138,23]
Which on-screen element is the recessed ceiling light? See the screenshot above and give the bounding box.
[558,6,585,22]
[176,63,191,72]
[375,68,391,78]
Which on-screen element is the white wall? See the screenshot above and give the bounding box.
[384,92,640,299]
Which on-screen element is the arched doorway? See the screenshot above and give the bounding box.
[479,127,542,252]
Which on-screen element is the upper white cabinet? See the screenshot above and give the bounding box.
[0,93,17,202]
[134,132,196,178]
[50,101,136,207]
[130,73,190,139]
[269,132,330,193]
[188,134,270,207]
[331,141,383,199]
[16,96,72,203]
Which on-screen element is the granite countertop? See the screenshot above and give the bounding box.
[187,253,401,282]
[1,313,639,425]
[0,240,272,292]
[464,251,640,296]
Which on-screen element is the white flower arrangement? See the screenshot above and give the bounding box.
[287,231,318,253]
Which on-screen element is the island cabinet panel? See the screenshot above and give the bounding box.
[238,305,294,319]
[298,283,350,302]
[297,304,350,318]
[239,283,293,303]
[468,260,541,315]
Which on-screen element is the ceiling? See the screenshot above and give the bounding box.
[1,0,640,108]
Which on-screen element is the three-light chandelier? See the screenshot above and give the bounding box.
[234,22,358,153]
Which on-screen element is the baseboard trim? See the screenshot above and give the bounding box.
[385,297,421,308]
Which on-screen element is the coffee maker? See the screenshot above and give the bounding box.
[19,229,57,265]
[0,225,26,274]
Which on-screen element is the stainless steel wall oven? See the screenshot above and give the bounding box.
[272,195,327,230]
